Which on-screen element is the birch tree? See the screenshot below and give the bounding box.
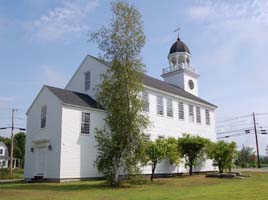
[90,0,149,186]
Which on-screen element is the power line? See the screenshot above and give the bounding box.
[217,128,254,135]
[217,132,244,139]
[256,113,268,116]
[217,114,252,124]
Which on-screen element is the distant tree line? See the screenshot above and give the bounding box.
[233,145,268,168]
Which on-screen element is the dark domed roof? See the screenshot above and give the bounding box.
[169,38,190,54]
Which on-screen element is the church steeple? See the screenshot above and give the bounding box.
[161,34,199,96]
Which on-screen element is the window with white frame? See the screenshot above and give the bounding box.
[188,104,194,122]
[142,91,149,112]
[41,105,47,128]
[157,96,164,115]
[81,112,90,134]
[178,102,184,120]
[167,98,173,117]
[205,109,210,125]
[84,71,91,90]
[0,147,4,156]
[143,134,150,142]
[196,107,201,124]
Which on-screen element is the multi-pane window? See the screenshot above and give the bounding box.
[167,98,173,117]
[142,92,149,112]
[205,109,210,125]
[178,102,184,120]
[41,105,47,128]
[188,104,194,122]
[196,107,201,124]
[143,134,150,142]
[85,71,91,90]
[81,112,90,134]
[157,96,164,115]
[0,148,4,155]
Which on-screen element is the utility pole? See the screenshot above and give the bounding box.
[253,112,261,168]
[9,108,15,176]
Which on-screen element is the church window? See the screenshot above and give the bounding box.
[178,102,184,120]
[143,134,150,141]
[196,107,201,124]
[81,112,90,134]
[142,92,149,112]
[157,96,164,116]
[205,109,210,125]
[0,148,4,156]
[85,71,91,90]
[41,105,47,128]
[167,98,173,117]
[188,105,194,122]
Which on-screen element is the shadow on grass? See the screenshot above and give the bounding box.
[0,175,205,192]
[1,179,172,192]
[0,181,113,192]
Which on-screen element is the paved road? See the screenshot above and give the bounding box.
[0,179,23,183]
[233,168,268,172]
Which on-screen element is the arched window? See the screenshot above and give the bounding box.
[0,147,5,156]
[186,57,190,64]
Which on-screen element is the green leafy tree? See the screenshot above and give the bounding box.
[145,139,167,181]
[144,137,180,181]
[13,132,25,168]
[166,137,181,166]
[177,134,209,176]
[208,141,236,173]
[90,0,149,186]
[234,145,256,168]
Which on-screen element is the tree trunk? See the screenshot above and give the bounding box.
[219,165,223,173]
[111,160,121,187]
[189,164,193,176]
[151,162,157,181]
[111,169,120,187]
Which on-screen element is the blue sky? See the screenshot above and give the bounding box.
[1,0,268,153]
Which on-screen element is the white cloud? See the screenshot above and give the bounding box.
[186,0,268,107]
[187,0,268,26]
[28,0,99,41]
[185,0,268,150]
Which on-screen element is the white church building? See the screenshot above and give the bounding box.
[24,36,217,182]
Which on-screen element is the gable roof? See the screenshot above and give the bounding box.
[89,55,217,108]
[46,86,100,109]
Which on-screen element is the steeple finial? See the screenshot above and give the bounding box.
[174,27,181,40]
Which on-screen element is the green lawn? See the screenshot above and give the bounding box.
[0,172,267,200]
[0,168,24,180]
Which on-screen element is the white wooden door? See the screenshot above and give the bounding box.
[35,147,46,176]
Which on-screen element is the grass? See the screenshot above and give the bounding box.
[0,172,268,200]
[0,168,24,180]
